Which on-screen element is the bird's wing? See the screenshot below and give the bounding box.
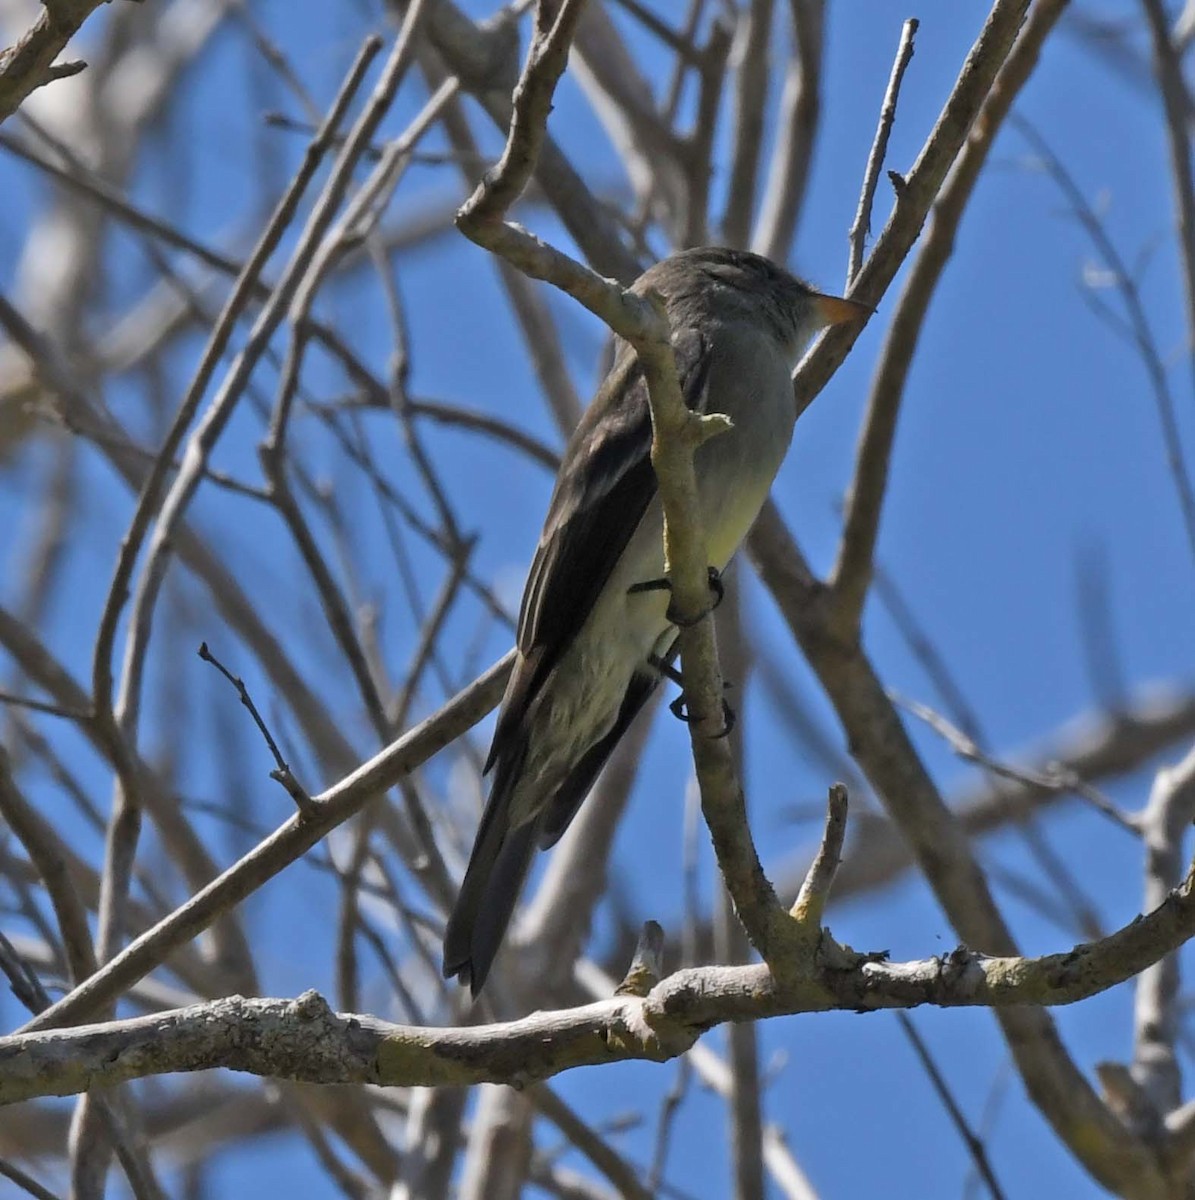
[485,328,711,774]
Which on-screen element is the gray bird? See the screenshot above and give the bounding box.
[443,246,867,995]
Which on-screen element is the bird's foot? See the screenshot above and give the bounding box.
[647,655,736,737]
[669,691,736,738]
[627,565,724,626]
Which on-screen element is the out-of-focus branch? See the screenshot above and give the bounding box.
[1166,1097,1195,1178]
[419,0,641,281]
[0,748,97,988]
[896,1012,1009,1200]
[529,1084,653,1200]
[1139,0,1195,405]
[1,1,227,460]
[572,3,689,241]
[0,1156,59,1200]
[895,692,1138,834]
[458,1086,531,1200]
[752,0,825,262]
[721,0,774,247]
[1011,110,1195,568]
[392,1087,464,1200]
[761,1125,819,1200]
[415,48,585,437]
[1132,744,1195,1121]
[0,602,256,997]
[678,17,732,248]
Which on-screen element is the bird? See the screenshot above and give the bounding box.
[443,246,868,996]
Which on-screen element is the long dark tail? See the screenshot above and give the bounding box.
[442,781,540,997]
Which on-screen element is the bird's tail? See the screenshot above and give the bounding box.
[442,776,540,997]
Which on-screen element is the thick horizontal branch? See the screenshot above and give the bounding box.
[6,858,1195,1105]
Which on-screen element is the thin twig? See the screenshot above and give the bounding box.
[609,0,706,60]
[0,749,98,988]
[827,0,1069,637]
[787,0,1038,435]
[423,55,585,437]
[872,561,984,743]
[197,643,313,813]
[848,19,919,285]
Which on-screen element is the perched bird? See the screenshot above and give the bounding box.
[443,246,867,995]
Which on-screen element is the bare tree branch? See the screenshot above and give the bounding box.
[9,874,1195,1105]
[0,0,102,125]
[847,18,918,284]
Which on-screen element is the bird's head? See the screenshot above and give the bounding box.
[635,245,870,363]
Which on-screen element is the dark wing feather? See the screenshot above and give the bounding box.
[486,328,710,774]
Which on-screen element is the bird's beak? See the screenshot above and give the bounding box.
[812,293,872,328]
